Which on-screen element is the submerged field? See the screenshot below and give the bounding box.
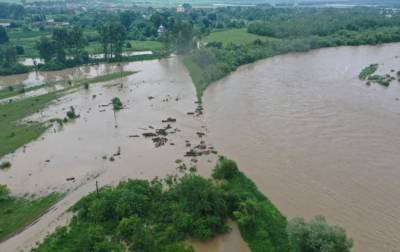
[0,71,135,159]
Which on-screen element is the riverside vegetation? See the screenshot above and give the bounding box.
[182,7,400,98]
[31,157,352,252]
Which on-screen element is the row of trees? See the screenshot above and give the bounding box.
[247,8,400,38]
[32,158,352,252]
[36,27,87,67]
[0,3,25,20]
[97,22,127,61]
[0,27,29,75]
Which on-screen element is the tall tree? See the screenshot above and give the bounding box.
[52,28,68,63]
[0,26,9,44]
[97,22,126,61]
[36,36,54,63]
[3,45,17,66]
[67,27,85,63]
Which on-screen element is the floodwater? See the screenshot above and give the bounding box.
[203,43,400,252]
[18,51,153,66]
[2,43,400,252]
[0,63,123,87]
[0,57,248,251]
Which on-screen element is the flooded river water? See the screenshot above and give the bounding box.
[203,43,400,252]
[1,43,400,251]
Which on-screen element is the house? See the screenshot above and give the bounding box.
[157,24,166,35]
[0,22,11,28]
[176,4,185,13]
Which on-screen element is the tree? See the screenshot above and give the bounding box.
[67,27,85,63]
[3,45,17,66]
[52,28,68,63]
[110,22,127,60]
[288,216,353,252]
[168,19,194,54]
[120,11,135,30]
[97,22,126,61]
[0,26,9,44]
[0,184,10,201]
[36,36,54,63]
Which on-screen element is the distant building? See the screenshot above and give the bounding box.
[33,19,69,28]
[157,24,166,35]
[176,4,185,13]
[0,22,11,28]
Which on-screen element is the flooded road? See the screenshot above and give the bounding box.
[203,43,400,252]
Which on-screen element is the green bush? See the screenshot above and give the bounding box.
[112,97,123,110]
[288,216,353,252]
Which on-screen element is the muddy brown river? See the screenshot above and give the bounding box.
[1,43,400,251]
[203,43,400,252]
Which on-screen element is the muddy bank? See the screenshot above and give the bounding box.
[203,43,400,252]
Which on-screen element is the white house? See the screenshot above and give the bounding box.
[0,22,11,28]
[176,5,185,13]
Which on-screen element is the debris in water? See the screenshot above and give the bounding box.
[162,117,177,123]
[152,137,168,147]
[143,132,157,138]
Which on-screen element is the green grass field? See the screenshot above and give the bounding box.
[204,28,273,46]
[0,193,63,241]
[0,92,60,158]
[8,27,163,59]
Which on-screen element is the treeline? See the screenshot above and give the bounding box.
[32,157,352,252]
[36,27,88,71]
[0,27,29,75]
[0,3,25,20]
[247,8,400,39]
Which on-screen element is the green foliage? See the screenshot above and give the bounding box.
[0,26,9,44]
[186,7,400,97]
[112,97,123,110]
[205,28,271,46]
[0,192,62,241]
[288,216,353,252]
[33,173,231,252]
[0,161,11,169]
[359,64,379,80]
[33,158,352,252]
[97,22,127,61]
[367,74,394,87]
[0,184,10,201]
[0,43,30,75]
[0,91,60,158]
[213,157,291,252]
[66,106,78,119]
